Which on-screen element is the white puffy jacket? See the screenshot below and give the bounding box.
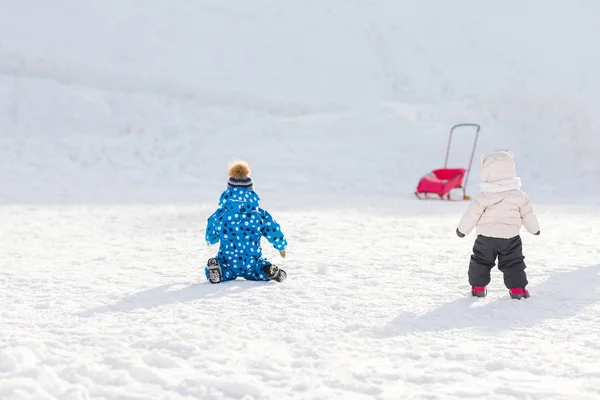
[457,151,540,239]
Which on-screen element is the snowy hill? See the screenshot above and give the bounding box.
[2,0,600,206]
[1,1,600,399]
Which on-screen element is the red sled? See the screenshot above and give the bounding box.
[415,123,480,201]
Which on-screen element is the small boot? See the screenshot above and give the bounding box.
[509,287,530,300]
[471,286,487,297]
[262,264,287,282]
[207,258,222,284]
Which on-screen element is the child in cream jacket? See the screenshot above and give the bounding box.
[456,151,540,299]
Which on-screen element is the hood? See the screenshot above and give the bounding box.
[480,151,517,183]
[218,187,260,213]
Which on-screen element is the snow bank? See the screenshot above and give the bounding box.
[1,0,599,206]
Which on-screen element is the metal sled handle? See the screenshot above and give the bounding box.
[444,123,481,199]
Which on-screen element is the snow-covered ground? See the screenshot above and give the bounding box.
[2,204,600,399]
[1,1,600,399]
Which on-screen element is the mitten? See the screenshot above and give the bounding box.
[279,249,286,258]
[456,228,465,238]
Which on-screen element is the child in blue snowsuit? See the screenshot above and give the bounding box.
[204,160,288,284]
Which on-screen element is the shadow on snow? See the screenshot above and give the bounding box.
[377,264,600,337]
[77,279,269,317]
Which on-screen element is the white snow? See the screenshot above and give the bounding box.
[1,1,600,399]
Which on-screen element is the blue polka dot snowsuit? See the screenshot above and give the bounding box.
[204,187,288,282]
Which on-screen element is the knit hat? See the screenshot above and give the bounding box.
[227,160,253,190]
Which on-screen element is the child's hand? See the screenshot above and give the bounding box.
[456,228,465,238]
[279,249,286,258]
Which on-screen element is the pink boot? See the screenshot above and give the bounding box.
[509,287,530,300]
[471,286,487,297]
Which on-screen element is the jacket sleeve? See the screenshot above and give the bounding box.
[457,196,486,235]
[519,193,540,234]
[259,209,288,250]
[205,209,221,245]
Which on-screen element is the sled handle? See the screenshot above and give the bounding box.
[444,123,481,199]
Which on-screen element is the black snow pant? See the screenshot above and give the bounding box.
[468,235,528,289]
